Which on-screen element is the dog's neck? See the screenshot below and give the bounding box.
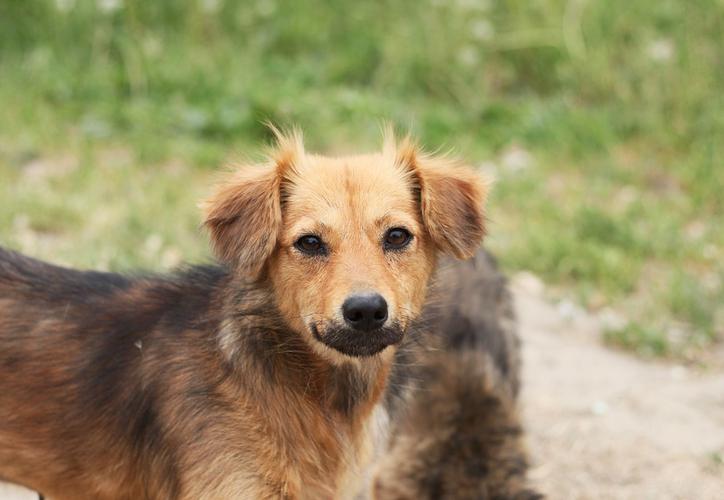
[210,277,394,496]
[218,280,394,422]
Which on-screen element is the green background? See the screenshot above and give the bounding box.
[0,0,722,359]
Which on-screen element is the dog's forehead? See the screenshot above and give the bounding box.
[284,153,415,221]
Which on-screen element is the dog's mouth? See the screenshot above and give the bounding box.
[310,322,404,357]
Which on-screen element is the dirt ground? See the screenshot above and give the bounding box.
[514,273,724,499]
[2,275,722,500]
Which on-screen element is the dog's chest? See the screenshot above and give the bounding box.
[273,402,390,500]
[338,403,391,499]
[282,403,390,499]
[179,393,389,499]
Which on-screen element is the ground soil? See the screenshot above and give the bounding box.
[2,275,722,499]
[514,274,724,499]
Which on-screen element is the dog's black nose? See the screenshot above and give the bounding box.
[342,294,388,332]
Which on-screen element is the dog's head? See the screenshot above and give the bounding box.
[204,128,489,362]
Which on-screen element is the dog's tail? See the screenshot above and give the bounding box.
[376,250,542,499]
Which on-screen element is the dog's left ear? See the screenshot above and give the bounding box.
[396,139,490,259]
[203,129,302,280]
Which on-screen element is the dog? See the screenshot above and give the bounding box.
[0,129,536,499]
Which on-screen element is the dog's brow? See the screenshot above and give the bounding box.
[374,213,418,230]
[290,219,333,236]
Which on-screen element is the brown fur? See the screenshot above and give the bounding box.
[0,129,509,499]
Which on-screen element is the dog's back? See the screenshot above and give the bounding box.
[0,247,228,498]
[376,250,541,499]
[0,247,133,495]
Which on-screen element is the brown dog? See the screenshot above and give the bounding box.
[0,130,534,499]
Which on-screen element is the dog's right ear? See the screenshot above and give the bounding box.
[203,129,303,280]
[203,165,281,280]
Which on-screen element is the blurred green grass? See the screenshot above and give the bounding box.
[0,0,722,360]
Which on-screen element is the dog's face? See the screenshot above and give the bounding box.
[268,154,435,358]
[204,130,488,362]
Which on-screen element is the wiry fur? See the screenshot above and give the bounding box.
[375,251,542,499]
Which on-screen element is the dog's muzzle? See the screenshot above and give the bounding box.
[311,322,404,357]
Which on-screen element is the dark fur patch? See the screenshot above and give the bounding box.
[377,249,540,499]
[326,364,372,416]
[0,246,131,303]
[313,321,404,357]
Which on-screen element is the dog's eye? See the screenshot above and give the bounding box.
[384,228,412,251]
[295,235,327,256]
